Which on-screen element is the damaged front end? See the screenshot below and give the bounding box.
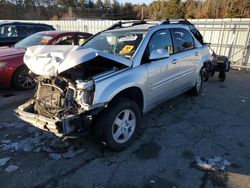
[15,76,97,136]
[16,45,131,136]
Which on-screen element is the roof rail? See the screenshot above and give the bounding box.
[106,20,147,30]
[159,19,193,25]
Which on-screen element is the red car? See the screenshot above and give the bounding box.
[0,31,92,90]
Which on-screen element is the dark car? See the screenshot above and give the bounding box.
[0,31,93,90]
[0,22,55,47]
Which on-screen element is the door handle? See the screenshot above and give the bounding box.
[172,59,178,64]
[195,52,199,56]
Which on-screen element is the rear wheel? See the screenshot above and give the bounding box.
[219,71,226,82]
[13,66,35,90]
[201,66,209,81]
[210,71,215,77]
[189,71,203,96]
[95,98,141,151]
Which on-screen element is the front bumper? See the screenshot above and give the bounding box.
[15,100,84,136]
[15,99,106,136]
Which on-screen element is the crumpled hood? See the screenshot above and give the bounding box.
[24,45,132,77]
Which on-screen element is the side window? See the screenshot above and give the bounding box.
[78,34,90,45]
[34,26,50,32]
[0,25,17,38]
[148,29,173,56]
[16,25,37,37]
[55,35,74,45]
[171,28,195,53]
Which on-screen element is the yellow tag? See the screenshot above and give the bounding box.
[41,37,50,44]
[120,45,134,54]
[217,61,224,64]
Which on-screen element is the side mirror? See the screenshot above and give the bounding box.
[149,49,170,61]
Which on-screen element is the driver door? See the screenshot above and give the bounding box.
[146,29,181,107]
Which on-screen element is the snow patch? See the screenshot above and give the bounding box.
[0,157,11,167]
[5,165,19,173]
[193,156,231,171]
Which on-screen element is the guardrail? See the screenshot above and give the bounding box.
[1,18,250,68]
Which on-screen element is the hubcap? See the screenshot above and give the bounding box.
[18,68,35,89]
[112,109,136,144]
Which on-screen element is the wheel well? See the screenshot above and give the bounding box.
[111,87,144,113]
[11,65,24,86]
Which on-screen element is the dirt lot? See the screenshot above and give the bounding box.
[0,70,250,188]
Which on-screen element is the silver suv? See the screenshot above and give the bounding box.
[16,20,210,151]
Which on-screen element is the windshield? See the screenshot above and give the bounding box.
[82,30,146,59]
[14,33,53,49]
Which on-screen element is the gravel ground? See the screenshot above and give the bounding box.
[0,70,249,188]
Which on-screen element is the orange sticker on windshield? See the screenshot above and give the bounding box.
[120,45,134,54]
[41,37,50,44]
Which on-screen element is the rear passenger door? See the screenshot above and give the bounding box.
[146,29,181,106]
[170,28,200,88]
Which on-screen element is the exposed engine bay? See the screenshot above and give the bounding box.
[16,47,130,136]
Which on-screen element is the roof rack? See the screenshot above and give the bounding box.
[159,19,193,25]
[106,20,147,30]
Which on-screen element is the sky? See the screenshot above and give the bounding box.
[118,0,153,5]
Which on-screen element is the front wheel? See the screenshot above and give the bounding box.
[95,98,142,151]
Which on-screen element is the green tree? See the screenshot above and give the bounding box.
[103,0,111,9]
[95,0,103,9]
[147,1,164,20]
[163,0,184,19]
[87,0,94,8]
[112,0,120,13]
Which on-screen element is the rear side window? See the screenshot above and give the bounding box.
[171,28,195,53]
[191,29,204,45]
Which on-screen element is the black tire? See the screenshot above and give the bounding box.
[219,71,226,82]
[210,71,215,77]
[95,98,142,152]
[13,66,35,90]
[201,67,209,81]
[189,71,203,96]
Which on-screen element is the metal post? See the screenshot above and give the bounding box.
[241,26,250,67]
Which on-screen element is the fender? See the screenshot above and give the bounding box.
[93,65,148,113]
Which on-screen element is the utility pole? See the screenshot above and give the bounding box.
[161,0,165,19]
[141,4,144,20]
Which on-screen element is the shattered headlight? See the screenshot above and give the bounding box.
[76,80,95,109]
